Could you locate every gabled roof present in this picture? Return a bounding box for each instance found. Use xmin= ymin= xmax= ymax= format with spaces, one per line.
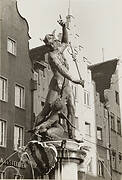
xmin=29 ymin=45 xmax=52 ymax=70
xmin=16 ymin=1 xmax=31 ymax=39
xmin=88 ymin=58 xmax=118 ymax=71
xmin=30 ymin=45 xmax=50 ymax=64
xmin=88 ymin=58 xmax=119 ymax=102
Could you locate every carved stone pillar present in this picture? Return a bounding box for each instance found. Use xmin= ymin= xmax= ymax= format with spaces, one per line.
xmin=46 ymin=140 xmax=86 ymax=180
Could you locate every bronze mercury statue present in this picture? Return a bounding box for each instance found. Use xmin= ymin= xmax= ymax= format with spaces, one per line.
xmin=33 ymin=18 xmax=84 ymax=140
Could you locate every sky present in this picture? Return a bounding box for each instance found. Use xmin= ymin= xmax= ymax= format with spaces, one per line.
xmin=17 ymin=0 xmax=122 ymax=64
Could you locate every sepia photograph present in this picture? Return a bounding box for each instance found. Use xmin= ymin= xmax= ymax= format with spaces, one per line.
xmin=0 ymin=0 xmax=122 ymax=179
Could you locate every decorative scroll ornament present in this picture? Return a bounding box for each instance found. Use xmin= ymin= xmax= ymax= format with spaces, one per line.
xmin=18 ymin=141 xmax=57 ymax=176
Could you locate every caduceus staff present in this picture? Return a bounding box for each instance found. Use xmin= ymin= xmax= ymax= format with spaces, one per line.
xmin=68 ymin=42 xmax=84 ymax=85
xmin=65 ymin=0 xmax=84 ymax=86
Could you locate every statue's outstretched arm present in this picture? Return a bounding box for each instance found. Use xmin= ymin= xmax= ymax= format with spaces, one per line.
xmin=57 ymin=17 xmax=68 ymax=44
xmin=61 ymin=24 xmax=68 ymax=44
xmin=57 ymin=18 xmax=68 ymax=53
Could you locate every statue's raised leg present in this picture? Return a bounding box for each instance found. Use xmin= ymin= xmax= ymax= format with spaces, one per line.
xmin=34 ymin=89 xmax=59 ymax=127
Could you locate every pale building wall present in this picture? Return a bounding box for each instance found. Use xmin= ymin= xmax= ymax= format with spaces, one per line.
xmin=118 ymin=61 xmax=122 ymax=137
xmin=64 ymin=46 xmax=97 ymax=176
xmin=33 ymin=64 xmax=52 ymax=116
xmin=94 ymin=60 xmax=122 ymax=180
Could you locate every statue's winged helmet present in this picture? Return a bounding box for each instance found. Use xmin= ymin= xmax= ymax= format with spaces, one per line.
xmin=43 ymin=29 xmax=57 ymax=45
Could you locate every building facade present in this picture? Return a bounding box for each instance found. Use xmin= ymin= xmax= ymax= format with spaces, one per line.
xmin=30 ymin=45 xmax=53 ymax=117
xmin=68 ymin=53 xmax=97 ymax=178
xmin=89 ymin=59 xmax=122 ymax=180
xmin=0 ymin=0 xmax=33 ymax=178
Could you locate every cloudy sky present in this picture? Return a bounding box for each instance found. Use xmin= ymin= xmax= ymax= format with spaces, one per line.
xmin=17 ymin=0 xmax=122 ymax=63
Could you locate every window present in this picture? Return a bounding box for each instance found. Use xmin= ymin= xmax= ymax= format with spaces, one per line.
xmin=45 ymin=53 xmax=48 ymax=62
xmin=71 ymin=85 xmax=78 ymax=102
xmin=15 ymin=84 xmax=25 ymax=108
xmin=85 ymin=122 xmax=91 ymax=136
xmin=117 ymin=117 xmax=121 ymax=135
xmin=14 ymin=125 xmax=24 ymax=150
xmin=0 ymin=120 xmax=6 ymax=147
xmin=110 ymin=113 xmax=115 ymax=131
xmin=104 ymin=108 xmax=108 ymax=119
xmin=42 ymin=69 xmax=45 ymax=78
xmin=74 ymin=86 xmax=78 ymax=99
xmin=98 ymin=159 xmax=104 ymax=177
xmin=112 ymin=150 xmax=116 ymax=170
xmin=84 ymin=90 xmax=90 ymax=106
xmin=87 ymin=159 xmax=92 ymax=173
xmin=119 ymin=152 xmax=122 ymax=164
xmin=97 ymin=127 xmax=102 ymax=140
xmin=7 ymin=37 xmax=16 ymax=55
xmin=0 ymin=77 xmax=7 ymax=102
xmin=115 ymin=91 xmax=119 ymax=105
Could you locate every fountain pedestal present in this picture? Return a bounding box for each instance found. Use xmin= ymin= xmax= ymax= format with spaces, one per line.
xmin=46 ymin=139 xmax=86 ymax=180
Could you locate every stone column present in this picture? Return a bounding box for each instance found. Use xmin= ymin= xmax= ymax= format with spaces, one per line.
xmin=48 ymin=140 xmax=86 ymax=180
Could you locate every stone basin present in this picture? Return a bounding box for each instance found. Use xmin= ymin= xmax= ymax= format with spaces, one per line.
xmin=45 ymin=139 xmax=81 ymax=150
xmin=45 ymin=139 xmax=87 ymax=163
